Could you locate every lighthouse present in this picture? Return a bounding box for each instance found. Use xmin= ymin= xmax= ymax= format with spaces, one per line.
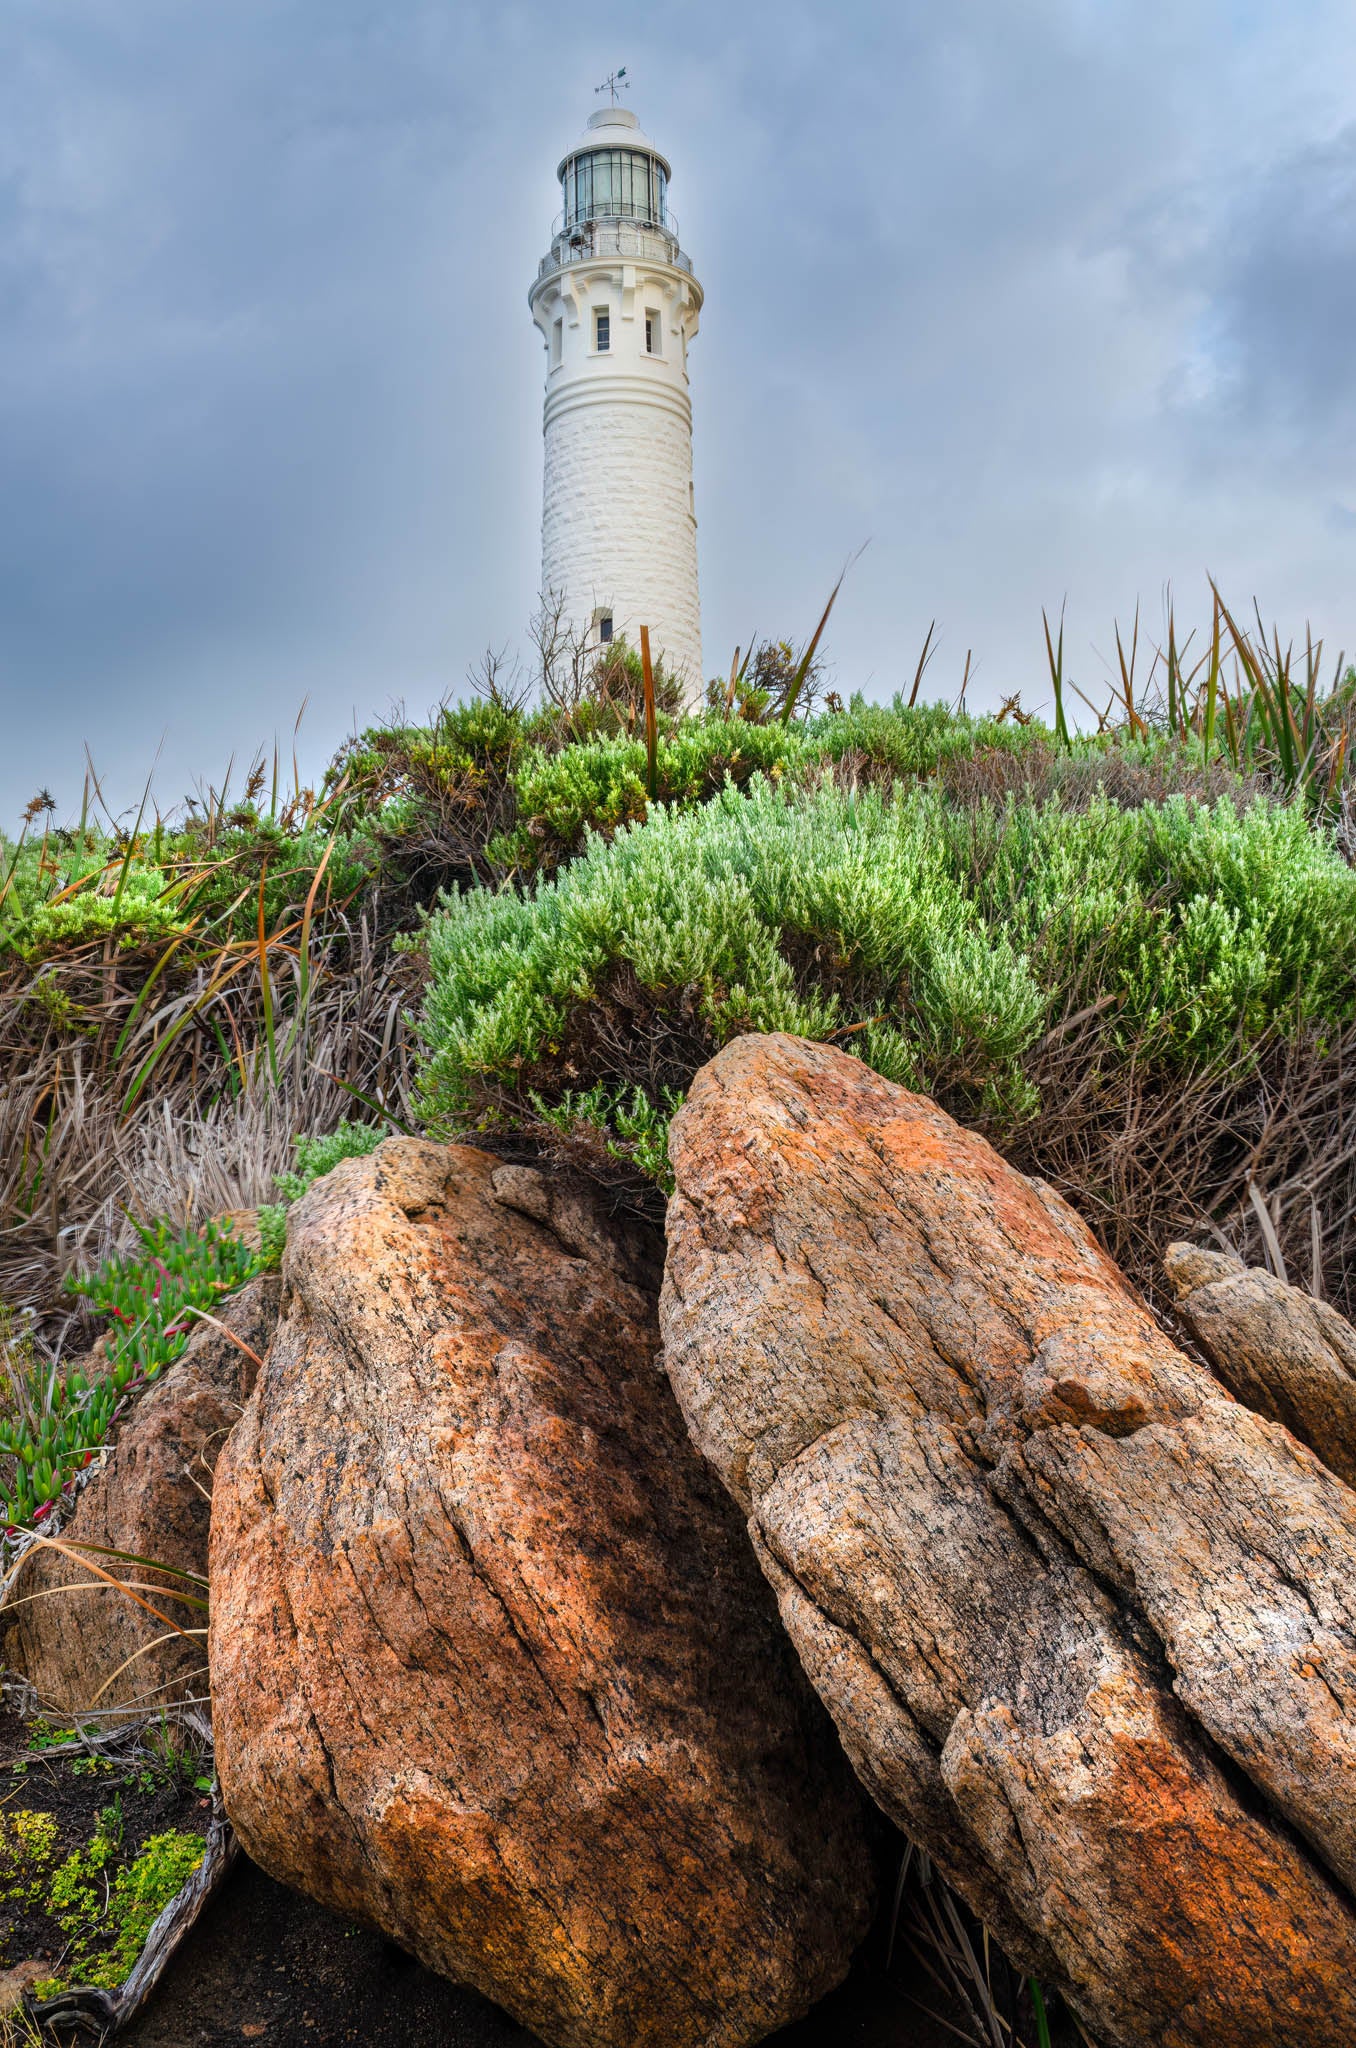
xmin=529 ymin=97 xmax=704 ymax=698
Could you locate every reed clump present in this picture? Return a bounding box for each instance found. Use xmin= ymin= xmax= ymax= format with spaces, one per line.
xmin=3 ymin=587 xmax=1353 ymax=1350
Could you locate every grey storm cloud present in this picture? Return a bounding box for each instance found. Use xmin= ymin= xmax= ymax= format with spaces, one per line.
xmin=1 ymin=0 xmax=1354 ymax=822
xmin=1207 ymin=124 xmax=1356 ymax=431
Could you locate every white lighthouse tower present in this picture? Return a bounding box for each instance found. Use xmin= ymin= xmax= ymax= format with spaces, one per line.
xmin=529 ymin=94 xmax=704 ymax=697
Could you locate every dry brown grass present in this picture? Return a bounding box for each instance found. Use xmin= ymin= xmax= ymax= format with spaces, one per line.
xmin=0 ymin=912 xmax=420 ymax=1341
xmin=1001 ymin=1013 xmax=1356 ymax=1319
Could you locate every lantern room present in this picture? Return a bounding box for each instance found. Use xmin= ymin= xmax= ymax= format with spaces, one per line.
xmin=558 ymin=108 xmax=671 ymax=230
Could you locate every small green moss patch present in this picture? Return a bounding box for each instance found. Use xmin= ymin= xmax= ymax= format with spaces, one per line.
xmin=0 ymin=1698 xmax=210 ymax=1999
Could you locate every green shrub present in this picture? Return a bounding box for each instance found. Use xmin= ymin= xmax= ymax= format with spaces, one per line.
xmin=495 ymin=715 xmax=809 ymax=872
xmin=167 ymin=821 xmax=375 ymax=937
xmin=477 ymin=699 xmax=1250 ymax=879
xmin=531 ymin=1084 xmax=686 ymax=1193
xmin=256 ymin=1203 xmax=288 ymax=1271
xmin=66 ymin=1219 xmax=261 ymax=1386
xmin=418 ymin=779 xmax=1045 ymax=1141
xmin=254 ymin=1120 xmax=390 ymax=1272
xmin=0 ymin=823 xmax=347 ymax=958
xmin=334 ymin=702 xmax=531 ymax=819
xmin=272 ymin=1119 xmax=388 ymax=1203
xmin=418 ymin=778 xmax=1356 ymax=1184
xmin=44 ymin=1824 xmax=205 ymax=1990
xmin=0 ymin=846 xmax=189 ymax=958
xmin=962 ymin=792 xmax=1356 ymax=1054
xmin=0 ymin=1222 xmax=263 ymax=1534
xmin=807 ymin=698 xmax=1044 ymax=778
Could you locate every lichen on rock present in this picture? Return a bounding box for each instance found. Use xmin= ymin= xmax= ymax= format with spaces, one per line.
xmin=661 ymin=1031 xmax=1356 ymax=2048
xmin=210 ymin=1137 xmax=871 ymax=2048
xmin=1166 ymin=1239 xmax=1356 ymax=1486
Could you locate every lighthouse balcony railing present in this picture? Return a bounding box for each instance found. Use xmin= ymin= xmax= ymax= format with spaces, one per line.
xmin=538 ymin=213 xmax=693 ymax=280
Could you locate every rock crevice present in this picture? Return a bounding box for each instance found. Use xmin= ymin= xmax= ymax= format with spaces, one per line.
xmin=661 ymin=1033 xmax=1356 ymax=2048
xmin=210 ymin=1137 xmax=872 ymax=2048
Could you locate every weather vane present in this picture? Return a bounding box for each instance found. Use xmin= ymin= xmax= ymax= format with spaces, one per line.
xmin=595 ymin=68 xmax=629 ymax=106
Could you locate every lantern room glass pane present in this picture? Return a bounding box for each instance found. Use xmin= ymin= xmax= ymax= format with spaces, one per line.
xmin=562 ymin=149 xmax=667 ymax=227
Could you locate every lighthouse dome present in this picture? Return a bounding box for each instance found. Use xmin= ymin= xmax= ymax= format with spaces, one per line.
xmin=558 ymin=106 xmax=671 ymax=231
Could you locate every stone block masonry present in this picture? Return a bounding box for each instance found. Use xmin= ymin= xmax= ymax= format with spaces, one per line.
xmin=542 ymin=383 xmax=701 ymax=691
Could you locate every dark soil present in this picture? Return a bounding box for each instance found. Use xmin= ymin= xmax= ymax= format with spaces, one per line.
xmin=117 ymin=1854 xmax=966 ymax=2048
xmin=0 ymin=1700 xmax=1073 ymax=2048
xmin=0 ymin=1698 xmax=210 ymax=1991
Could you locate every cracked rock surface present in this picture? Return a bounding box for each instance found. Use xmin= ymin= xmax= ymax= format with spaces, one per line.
xmin=1166 ymin=1240 xmax=1356 ymax=1488
xmin=661 ymin=1033 xmax=1356 ymax=2048
xmin=209 ymin=1138 xmax=870 ymax=2048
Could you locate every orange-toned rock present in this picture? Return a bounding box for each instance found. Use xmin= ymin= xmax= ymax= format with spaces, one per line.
xmin=1 ymin=1277 xmax=276 ymax=1715
xmin=209 ymin=1139 xmax=870 ymax=2048
xmin=1166 ymin=1241 xmax=1356 ymax=1485
xmin=211 ymin=1208 xmax=264 ymax=1253
xmin=661 ymin=1033 xmax=1356 ymax=2048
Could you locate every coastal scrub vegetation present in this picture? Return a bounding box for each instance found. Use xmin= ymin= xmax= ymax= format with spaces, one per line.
xmin=418 ymin=771 xmax=1356 ymax=1303
xmin=419 ymin=778 xmax=1352 ymax=1134
xmin=0 ymin=1121 xmax=387 ymax=1534
xmin=1 ymin=590 xmax=1354 ymax=2040
xmin=0 ymin=1221 xmax=258 ymax=1533
xmin=3 ymin=590 xmax=1355 ymax=1365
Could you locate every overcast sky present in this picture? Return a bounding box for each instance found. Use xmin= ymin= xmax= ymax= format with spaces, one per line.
xmin=2 ymin=0 xmax=1354 ymax=826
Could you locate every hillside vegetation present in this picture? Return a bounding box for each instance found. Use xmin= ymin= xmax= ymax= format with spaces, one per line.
xmin=1 ymin=600 xmax=1353 ymax=1534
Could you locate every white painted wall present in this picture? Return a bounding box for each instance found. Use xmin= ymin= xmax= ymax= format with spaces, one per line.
xmin=529 ymin=123 xmax=704 ymax=699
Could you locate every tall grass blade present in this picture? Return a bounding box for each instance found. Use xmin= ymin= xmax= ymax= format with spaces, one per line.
xmin=90 ymin=1628 xmax=208 ymax=1706
xmin=318 ymin=1071 xmax=415 ymax=1134
xmin=908 ymin=621 xmax=938 ymax=709
xmin=292 ymin=697 xmax=310 ymax=810
xmin=119 ymin=946 xmax=260 ymax=1114
xmin=256 ymin=866 xmax=277 ymax=1084
xmin=110 ymin=752 xmax=162 ymax=915
xmin=778 ymin=558 xmax=853 ymax=726
xmin=277 ymin=831 xmax=337 ymax=1074
xmin=723 ymin=642 xmax=753 ymax=713
xmin=1203 ymin=593 xmax=1222 ymax=764
xmin=25 ymin=1538 xmax=208 ymax=1590
xmin=1043 ymin=603 xmax=1071 ymax=751
xmin=1113 ymin=602 xmax=1145 ymax=739
xmin=5 ymin=1535 xmax=202 ymax=1641
xmin=0 ymin=820 xmax=30 ymax=917
xmin=640 ymin=625 xmax=659 ymax=803
xmin=1247 ymin=1177 xmax=1288 ymax=1282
